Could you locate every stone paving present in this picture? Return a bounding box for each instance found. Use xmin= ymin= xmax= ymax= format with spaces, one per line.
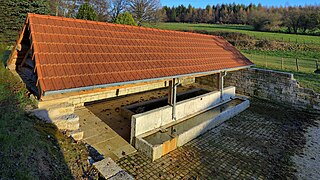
xmin=76 ymin=84 xmax=207 ymax=160
xmin=116 ymin=99 xmax=319 ymax=179
xmin=75 ymin=106 xmax=136 ymax=160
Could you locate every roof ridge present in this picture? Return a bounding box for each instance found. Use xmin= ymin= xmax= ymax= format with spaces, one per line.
xmin=27 ymin=13 xmax=218 ymax=39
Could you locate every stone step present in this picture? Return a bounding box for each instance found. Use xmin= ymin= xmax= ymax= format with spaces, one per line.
xmin=33 ymin=102 xmax=75 ymax=121
xmin=66 ymin=129 xmax=84 ymax=141
xmin=53 ymin=114 xmax=80 ymax=131
xmin=94 ymin=158 xmax=133 ymax=180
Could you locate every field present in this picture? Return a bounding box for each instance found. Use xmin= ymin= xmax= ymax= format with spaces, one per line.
xmin=146 ymin=23 xmax=320 ymax=45
xmin=145 ymin=23 xmax=320 ymax=92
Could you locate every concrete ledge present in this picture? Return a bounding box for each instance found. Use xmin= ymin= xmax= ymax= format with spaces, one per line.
xmin=135 ymin=97 xmax=249 ymax=161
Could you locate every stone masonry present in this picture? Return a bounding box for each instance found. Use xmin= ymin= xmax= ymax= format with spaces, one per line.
xmin=39 ymin=77 xmax=195 ymax=108
xmin=33 ymin=77 xmax=195 ymax=140
xmin=196 ymin=68 xmax=320 ymax=112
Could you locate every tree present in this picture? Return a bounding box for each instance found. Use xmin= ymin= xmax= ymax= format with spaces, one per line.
xmin=48 ymin=0 xmax=80 ymax=18
xmin=282 ymin=7 xmax=301 ymax=33
xmin=204 ymin=5 xmax=213 ymax=23
xmin=248 ymin=5 xmax=269 ymax=30
xmin=76 ymin=3 xmax=97 ymax=20
xmin=114 ymin=12 xmax=137 ymax=25
xmin=0 ymin=0 xmax=51 ymax=44
xmin=298 ymin=7 xmax=320 ymax=33
xmin=109 ymin=0 xmax=128 ymax=21
xmin=91 ymin=0 xmax=110 ymax=21
xmin=128 ymin=0 xmax=161 ymax=25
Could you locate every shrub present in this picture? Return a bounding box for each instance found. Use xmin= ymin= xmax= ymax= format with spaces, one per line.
xmin=114 ymin=12 xmax=137 ymax=26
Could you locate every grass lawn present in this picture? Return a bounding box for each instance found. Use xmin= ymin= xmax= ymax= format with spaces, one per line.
xmin=145 ymin=23 xmax=320 ymax=45
xmin=0 ymin=50 xmax=98 ymax=179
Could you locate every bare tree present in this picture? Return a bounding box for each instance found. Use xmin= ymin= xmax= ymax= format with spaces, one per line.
xmin=90 ymin=0 xmax=110 ymax=21
xmin=128 ymin=0 xmax=161 ymax=25
xmin=48 ymin=0 xmax=83 ymax=17
xmin=109 ymin=0 xmax=129 ymax=21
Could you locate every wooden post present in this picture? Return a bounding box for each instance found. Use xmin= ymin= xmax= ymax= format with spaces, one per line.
xmin=281 ymin=57 xmax=283 ymax=70
xmin=168 ymin=80 xmax=174 ymax=105
xmin=218 ymin=72 xmax=225 ymax=101
xmin=296 ymin=58 xmax=299 ymax=71
xmin=168 ymin=79 xmax=178 ymax=120
xmin=265 ymin=55 xmax=267 ymax=68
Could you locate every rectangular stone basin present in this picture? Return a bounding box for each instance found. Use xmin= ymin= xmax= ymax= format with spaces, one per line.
xmin=130 ymin=87 xmax=236 ymax=144
xmin=135 ymin=97 xmax=249 ymax=161
xmin=120 ymin=88 xmax=210 ymax=120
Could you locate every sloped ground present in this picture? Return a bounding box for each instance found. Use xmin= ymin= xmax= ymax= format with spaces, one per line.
xmin=0 ymin=55 xmax=98 ymax=179
xmin=116 ymin=98 xmax=319 ymax=179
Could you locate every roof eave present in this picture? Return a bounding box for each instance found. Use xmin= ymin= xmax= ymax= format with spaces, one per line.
xmin=42 ymin=64 xmax=255 ymax=97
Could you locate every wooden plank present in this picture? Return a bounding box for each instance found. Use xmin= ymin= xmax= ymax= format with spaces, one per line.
xmin=7 ymin=24 xmax=27 ymax=66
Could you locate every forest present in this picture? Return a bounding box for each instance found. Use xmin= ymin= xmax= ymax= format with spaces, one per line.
xmin=163 ymin=4 xmax=320 ymax=34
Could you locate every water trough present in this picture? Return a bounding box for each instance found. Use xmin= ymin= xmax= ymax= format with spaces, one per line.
xmin=121 ymin=86 xmax=249 ymax=161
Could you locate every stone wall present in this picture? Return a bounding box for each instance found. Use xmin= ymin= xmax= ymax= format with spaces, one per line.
xmin=39 ymin=77 xmax=195 ymax=108
xmin=196 ymin=68 xmax=320 ymax=112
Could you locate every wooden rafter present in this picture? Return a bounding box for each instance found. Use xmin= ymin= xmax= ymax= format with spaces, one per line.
xmin=19 ymin=47 xmax=32 ymax=67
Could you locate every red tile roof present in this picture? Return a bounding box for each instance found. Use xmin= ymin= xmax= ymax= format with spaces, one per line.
xmin=17 ymin=13 xmax=253 ymax=95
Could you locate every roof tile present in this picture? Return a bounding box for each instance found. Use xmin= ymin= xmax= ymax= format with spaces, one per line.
xmin=26 ymin=13 xmax=253 ymax=94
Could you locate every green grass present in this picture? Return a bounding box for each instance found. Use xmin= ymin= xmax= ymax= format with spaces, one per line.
xmin=243 ymin=53 xmax=318 ymax=73
xmin=145 ymin=23 xmax=320 ymax=45
xmin=0 ymin=50 xmax=97 ymax=179
xmin=241 ymin=49 xmax=320 ymax=60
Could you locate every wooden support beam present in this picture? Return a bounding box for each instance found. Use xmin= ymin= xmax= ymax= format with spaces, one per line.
xmin=167 ymin=80 xmax=174 ymax=105
xmin=219 ymin=71 xmax=227 ymax=101
xmin=168 ymin=78 xmax=179 ymax=120
xmin=20 ymin=48 xmax=31 ymax=67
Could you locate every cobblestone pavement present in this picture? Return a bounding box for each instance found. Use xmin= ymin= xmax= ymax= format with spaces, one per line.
xmin=116 ymin=99 xmax=319 ymax=179
xmin=293 ymin=119 xmax=320 ymax=179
